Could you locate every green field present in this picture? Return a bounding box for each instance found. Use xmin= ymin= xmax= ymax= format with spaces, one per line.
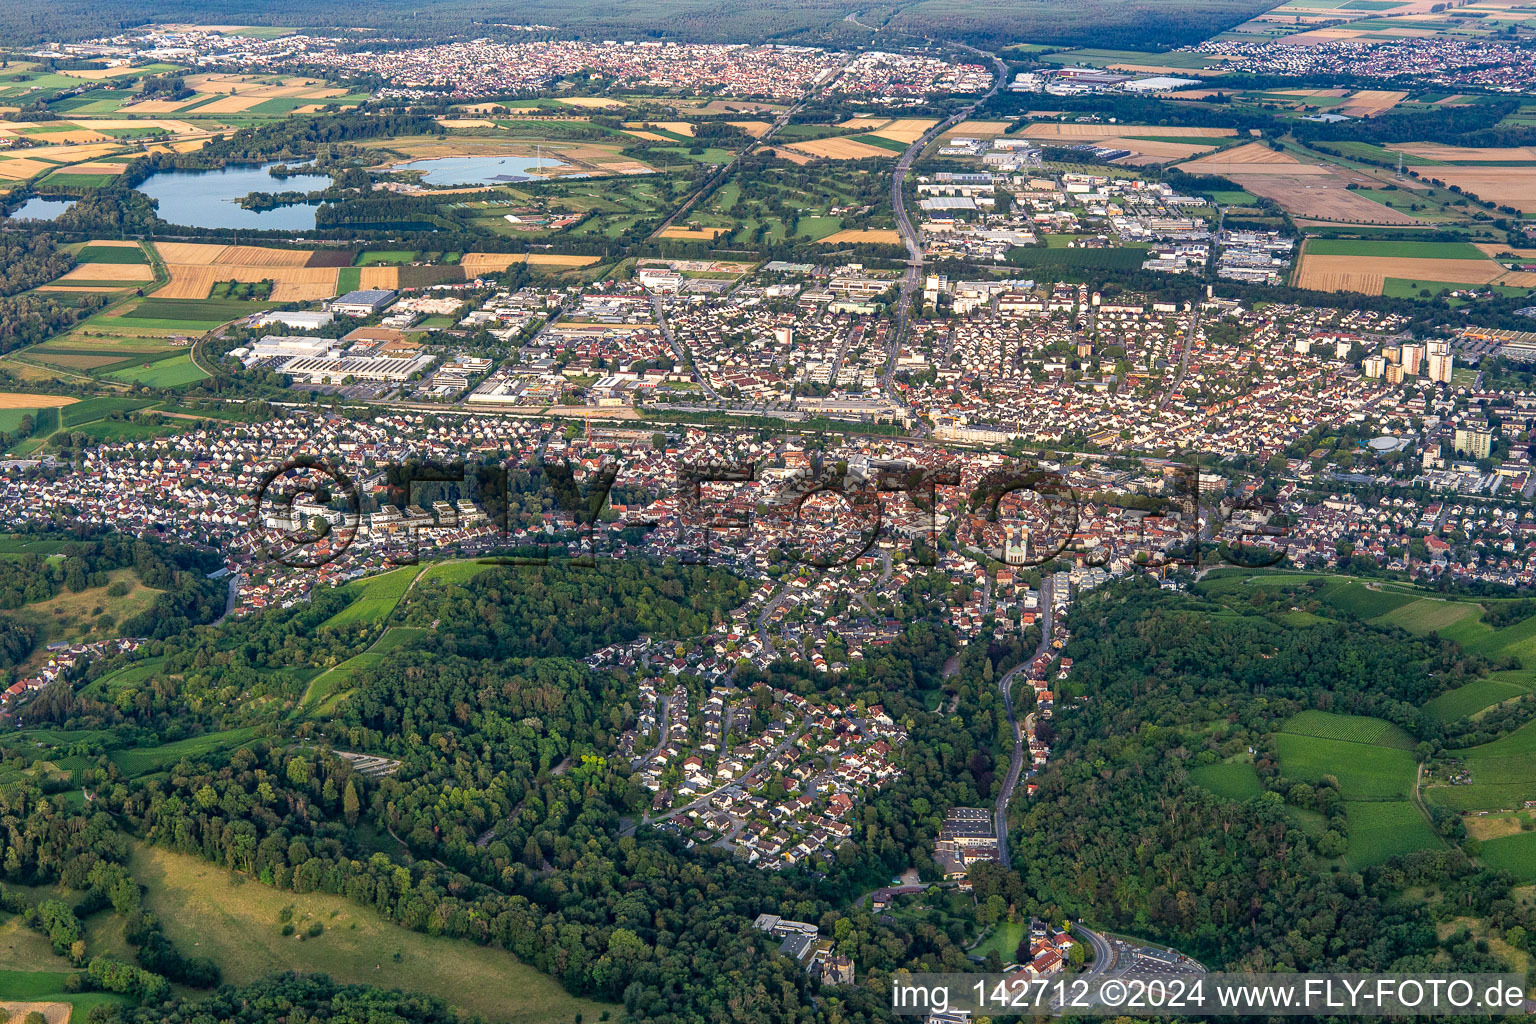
xmin=1479 ymin=831 xmax=1536 ymax=882
xmin=973 ymin=919 xmax=1027 ymax=963
xmin=75 ymin=244 xmax=148 ymax=264
xmin=320 ymin=565 xmax=422 ymax=628
xmin=123 ymin=298 xmax=269 ymax=327
xmin=1303 ymin=239 xmax=1487 ymax=260
xmin=354 ymin=250 xmax=417 ymax=265
xmin=103 ymin=352 xmax=209 ymax=387
xmin=301 ymin=626 xmax=427 ymax=712
xmin=130 ymin=843 xmax=614 ymax=1024
xmin=1428 ymin=718 xmax=1536 ymax=812
xmin=1284 ymin=709 xmax=1409 ymax=745
xmin=1271 ymin=712 xmax=1413 ymax=798
xmin=1342 ymin=801 xmax=1439 ymax=868
xmin=108 ymin=727 xmax=262 ymax=778
xmin=1425 ymin=672 xmax=1536 ymax=723
xmin=1190 ymin=760 xmax=1264 ymax=801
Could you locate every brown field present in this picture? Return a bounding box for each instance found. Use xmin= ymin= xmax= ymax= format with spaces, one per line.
xmin=1022 ymin=123 xmax=1234 ymax=140
xmin=436 ymin=117 xmax=500 ymax=129
xmin=215 ymin=245 xmax=314 ymax=267
xmin=1476 ymin=243 xmax=1536 ymax=259
xmin=656 ymin=226 xmax=727 ymax=240
xmin=838 ymin=116 xmax=890 ymax=130
xmin=358 ymin=267 xmax=400 ymax=290
xmin=1110 ymin=140 xmax=1218 ymax=164
xmin=621 ymin=130 xmax=668 ymax=142
xmin=767 ymin=147 xmax=812 ymax=165
xmin=728 ymin=120 xmax=772 ymax=138
xmin=194 ymin=94 xmax=268 ymax=114
xmin=1 ymin=1002 xmax=70 ymax=1024
xmin=1337 ymin=90 xmax=1408 ymax=117
xmin=151 ymin=242 xmax=229 ymax=264
xmin=555 ymin=97 xmax=621 ymax=108
xmin=0 ymin=128 xmax=111 ymax=145
xmin=628 ymin=120 xmax=695 ymax=136
xmin=80 ymin=240 xmax=141 ymax=248
xmin=938 ymin=120 xmax=1014 ymax=139
xmin=1234 ymin=170 xmax=1419 ymax=223
xmin=1428 ymin=167 xmax=1536 ymax=211
xmin=1278 ymin=26 xmax=1369 ymax=44
xmin=152 ymin=244 xmax=341 ymax=301
xmin=0 ymin=158 xmax=60 ymax=180
xmin=868 ymin=118 xmax=938 ymax=144
xmin=818 ymin=228 xmax=902 ymax=244
xmin=460 ymin=252 xmax=600 ymax=274
xmin=1295 ymin=249 xmax=1514 ymax=294
xmin=60 ymin=263 xmax=154 ymax=282
xmin=785 ymin=136 xmax=895 ymax=160
xmin=1393 ymin=143 xmax=1536 ymax=161
xmin=61 ymin=161 xmax=127 ymax=174
xmin=60 ymin=65 xmax=142 ymax=80
xmin=0 ymin=393 xmax=77 ymax=410
xmin=1178 ymin=142 xmax=1310 ymax=172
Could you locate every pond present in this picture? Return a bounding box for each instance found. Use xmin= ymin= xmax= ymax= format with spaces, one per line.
xmin=6 ymin=197 xmax=75 ymax=221
xmin=135 ymin=162 xmax=331 ymax=231
xmin=394 ymin=155 xmax=571 ymax=186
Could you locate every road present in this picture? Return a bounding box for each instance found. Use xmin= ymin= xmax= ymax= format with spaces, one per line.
xmin=646 ymin=713 xmax=809 ymax=825
xmin=994 ymin=575 xmax=1052 ymax=868
xmin=652 ymin=294 xmax=721 ymax=401
xmin=649 ymin=54 xmax=853 ymax=240
xmin=883 ymin=43 xmax=1007 ymax=398
xmin=1159 ymin=306 xmax=1203 ymax=411
xmin=1074 ymin=923 xmax=1118 ymax=978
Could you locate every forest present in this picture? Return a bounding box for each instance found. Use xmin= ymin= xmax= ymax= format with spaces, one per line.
xmin=3 ymin=542 xmax=1534 ymax=1024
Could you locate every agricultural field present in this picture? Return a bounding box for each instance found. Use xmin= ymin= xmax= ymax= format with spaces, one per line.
xmin=108 ymin=726 xmax=262 ymax=778
xmin=1275 ymin=710 xmax=1438 ymax=867
xmin=1190 ymin=759 xmax=1264 ymax=800
xmin=1293 ymin=237 xmax=1535 ymax=295
xmin=129 ymin=844 xmax=616 ymax=1024
xmin=319 ymin=565 xmax=423 ymax=628
xmin=1479 ymin=831 xmax=1536 ymax=882
xmin=1425 ymin=672 xmax=1536 ymax=723
xmin=1428 ymin=718 xmax=1536 ymax=812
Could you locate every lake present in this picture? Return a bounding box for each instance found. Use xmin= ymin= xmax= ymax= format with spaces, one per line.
xmin=6 ymin=197 xmax=75 ymax=221
xmin=395 ymin=155 xmax=570 ymax=186
xmin=135 ymin=162 xmax=331 ymax=231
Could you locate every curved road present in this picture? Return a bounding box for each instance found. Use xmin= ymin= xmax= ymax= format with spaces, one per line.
xmin=994 ymin=576 xmax=1051 ymax=868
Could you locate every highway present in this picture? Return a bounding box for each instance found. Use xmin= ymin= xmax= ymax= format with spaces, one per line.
xmin=994 ymin=575 xmax=1051 ymax=868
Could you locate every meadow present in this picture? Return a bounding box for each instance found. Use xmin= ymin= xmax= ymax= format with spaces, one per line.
xmin=129 ymin=844 xmax=615 ymax=1024
xmin=319 ymin=565 xmax=423 ymax=628
xmin=1189 ymin=760 xmax=1264 ymax=801
xmin=1274 ymin=710 xmax=1440 ymax=867
xmin=108 ymin=726 xmax=262 ymax=778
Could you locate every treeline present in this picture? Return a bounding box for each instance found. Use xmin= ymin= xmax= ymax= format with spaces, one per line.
xmin=1003 ymin=576 xmax=1536 ymax=973
xmin=0 ymin=234 xmax=74 ymax=296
